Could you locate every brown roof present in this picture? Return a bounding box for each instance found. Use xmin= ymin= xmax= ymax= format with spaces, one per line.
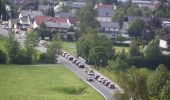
xmin=34 ymin=16 xmax=68 ymax=26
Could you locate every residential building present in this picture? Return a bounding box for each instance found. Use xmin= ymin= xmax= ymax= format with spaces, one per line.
xmin=19 ymin=10 xmax=43 ymax=28
xmin=99 ymin=21 xmax=120 ymax=39
xmin=160 ymin=34 xmax=170 ymax=51
xmin=95 ymin=3 xmax=116 ymax=22
xmin=33 ymin=16 xmax=76 ymax=41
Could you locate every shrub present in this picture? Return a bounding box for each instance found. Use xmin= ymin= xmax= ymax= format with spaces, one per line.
xmin=0 ymin=49 xmax=7 ymax=64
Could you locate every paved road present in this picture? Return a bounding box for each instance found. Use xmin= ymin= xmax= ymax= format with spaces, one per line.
xmin=58 ymin=56 xmax=117 ymax=100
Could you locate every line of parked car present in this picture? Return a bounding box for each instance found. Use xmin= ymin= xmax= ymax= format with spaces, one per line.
xmin=61 ymin=51 xmax=116 ymax=89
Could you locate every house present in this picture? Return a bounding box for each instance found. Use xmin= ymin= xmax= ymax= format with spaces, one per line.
xmin=55 ymin=1 xmax=86 ymax=14
xmin=95 ymin=3 xmax=116 ymax=22
xmin=33 ymin=16 xmax=76 ymax=41
xmin=162 ymin=21 xmax=170 ymax=27
xmin=159 ymin=33 xmax=170 ymax=54
xmin=19 ymin=10 xmax=43 ymax=28
xmin=99 ymin=21 xmax=120 ymax=39
xmin=55 ymin=12 xmax=75 ymax=18
xmin=160 ymin=34 xmax=170 ymax=50
xmin=7 ymin=0 xmax=34 ymax=7
xmin=118 ymin=0 xmax=159 ymax=10
xmin=8 ymin=19 xmax=20 ymax=29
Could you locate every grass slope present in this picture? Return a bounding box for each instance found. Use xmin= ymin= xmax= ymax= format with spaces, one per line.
xmin=62 ymin=42 xmax=77 ymax=56
xmin=0 ymin=65 xmax=104 ymax=100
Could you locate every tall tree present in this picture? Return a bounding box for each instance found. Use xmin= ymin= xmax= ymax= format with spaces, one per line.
xmin=129 ymin=39 xmax=141 ymax=57
xmin=5 ymin=31 xmax=20 ymax=63
xmin=117 ymin=67 xmax=149 ymax=100
xmin=127 ymin=19 xmax=145 ymax=37
xmin=147 ymin=64 xmax=170 ymax=100
xmin=25 ymin=30 xmax=38 ymax=63
xmin=144 ymin=39 xmax=160 ymax=59
xmin=76 ymin=4 xmax=99 ymax=33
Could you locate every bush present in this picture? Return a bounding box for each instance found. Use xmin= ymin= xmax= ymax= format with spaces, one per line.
xmin=0 ymin=49 xmax=7 ymax=64
xmin=14 ymin=50 xmax=32 ymax=64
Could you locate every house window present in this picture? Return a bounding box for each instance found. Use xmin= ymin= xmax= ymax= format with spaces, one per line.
xmin=106 ymin=12 xmax=109 ymax=16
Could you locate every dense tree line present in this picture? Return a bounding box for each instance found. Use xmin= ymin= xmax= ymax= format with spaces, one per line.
xmin=76 ymin=28 xmax=114 ymax=67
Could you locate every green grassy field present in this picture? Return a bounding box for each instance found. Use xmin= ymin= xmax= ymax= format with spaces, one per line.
xmin=61 ymin=41 xmax=77 ymax=56
xmin=0 ymin=65 xmax=104 ymax=100
xmin=113 ymin=46 xmax=129 ymax=53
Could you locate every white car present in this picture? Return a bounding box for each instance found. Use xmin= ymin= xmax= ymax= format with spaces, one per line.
xmin=87 ymin=75 xmax=94 ymax=81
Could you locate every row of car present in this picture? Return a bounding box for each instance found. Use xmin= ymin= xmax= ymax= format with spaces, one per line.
xmin=61 ymin=52 xmax=85 ymax=68
xmin=84 ymin=68 xmax=116 ymax=89
xmin=61 ymin=52 xmax=115 ymax=89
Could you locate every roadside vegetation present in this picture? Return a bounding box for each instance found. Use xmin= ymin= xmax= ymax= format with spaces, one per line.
xmin=0 ymin=65 xmax=104 ymax=100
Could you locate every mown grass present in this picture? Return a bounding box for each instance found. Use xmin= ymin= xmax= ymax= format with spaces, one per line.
xmin=0 ymin=65 xmax=104 ymax=100
xmin=61 ymin=41 xmax=77 ymax=56
xmin=113 ymin=46 xmax=129 ymax=53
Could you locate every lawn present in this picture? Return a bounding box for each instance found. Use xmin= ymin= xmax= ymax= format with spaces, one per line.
xmin=61 ymin=41 xmax=77 ymax=56
xmin=0 ymin=65 xmax=104 ymax=100
xmin=113 ymin=46 xmax=129 ymax=53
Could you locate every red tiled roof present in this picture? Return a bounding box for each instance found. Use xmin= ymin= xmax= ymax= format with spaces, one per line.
xmin=34 ymin=16 xmax=67 ymax=26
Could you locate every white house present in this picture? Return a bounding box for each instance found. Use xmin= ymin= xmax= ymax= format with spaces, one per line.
xmin=159 ymin=34 xmax=170 ymax=51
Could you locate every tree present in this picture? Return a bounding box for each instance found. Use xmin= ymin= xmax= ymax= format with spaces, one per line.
xmin=161 ymin=81 xmax=170 ymax=100
xmin=112 ymin=57 xmax=129 ymax=72
xmin=129 ymin=39 xmax=141 ymax=57
xmin=0 ymin=49 xmax=7 ymax=64
xmin=127 ymin=19 xmax=145 ymax=37
xmin=147 ymin=64 xmax=170 ymax=100
xmin=45 ymin=39 xmax=61 ymax=63
xmin=0 ymin=0 xmax=6 ymax=19
xmin=117 ymin=67 xmax=149 ymax=100
xmin=76 ymin=28 xmax=114 ymax=67
xmin=46 ymin=5 xmax=55 ymax=17
xmin=113 ymin=8 xmax=125 ymax=27
xmin=76 ymin=4 xmax=99 ymax=33
xmin=25 ymin=30 xmax=38 ymax=63
xmin=144 ymin=39 xmax=160 ymax=59
xmin=5 ymin=31 xmax=20 ymax=63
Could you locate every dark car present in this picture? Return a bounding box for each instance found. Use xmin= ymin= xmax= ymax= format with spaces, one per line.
xmin=94 ymin=74 xmax=100 ymax=80
xmin=105 ymin=81 xmax=111 ymax=86
xmin=103 ymin=79 xmax=107 ymax=84
xmin=78 ymin=63 xmax=85 ymax=68
xmin=68 ymin=56 xmax=73 ymax=60
xmin=109 ymin=83 xmax=115 ymax=89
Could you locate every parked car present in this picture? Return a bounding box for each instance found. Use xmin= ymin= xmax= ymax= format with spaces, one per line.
xmin=94 ymin=74 xmax=100 ymax=80
xmin=62 ymin=52 xmax=67 ymax=57
xmin=72 ymin=59 xmax=78 ymax=63
xmin=87 ymin=69 xmax=94 ymax=75
xmin=105 ymin=81 xmax=111 ymax=86
xmin=75 ymin=61 xmax=81 ymax=65
xmin=87 ymin=75 xmax=94 ymax=81
xmin=108 ymin=83 xmax=115 ymax=89
xmin=68 ymin=56 xmax=73 ymax=60
xmin=78 ymin=63 xmax=85 ymax=68
xmin=102 ymin=79 xmax=107 ymax=84
xmin=98 ymin=77 xmax=104 ymax=82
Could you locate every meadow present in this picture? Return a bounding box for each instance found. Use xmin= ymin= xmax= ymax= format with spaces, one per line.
xmin=0 ymin=65 xmax=104 ymax=100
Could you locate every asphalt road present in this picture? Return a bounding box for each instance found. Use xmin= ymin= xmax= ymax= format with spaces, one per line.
xmin=58 ymin=56 xmax=117 ymax=100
